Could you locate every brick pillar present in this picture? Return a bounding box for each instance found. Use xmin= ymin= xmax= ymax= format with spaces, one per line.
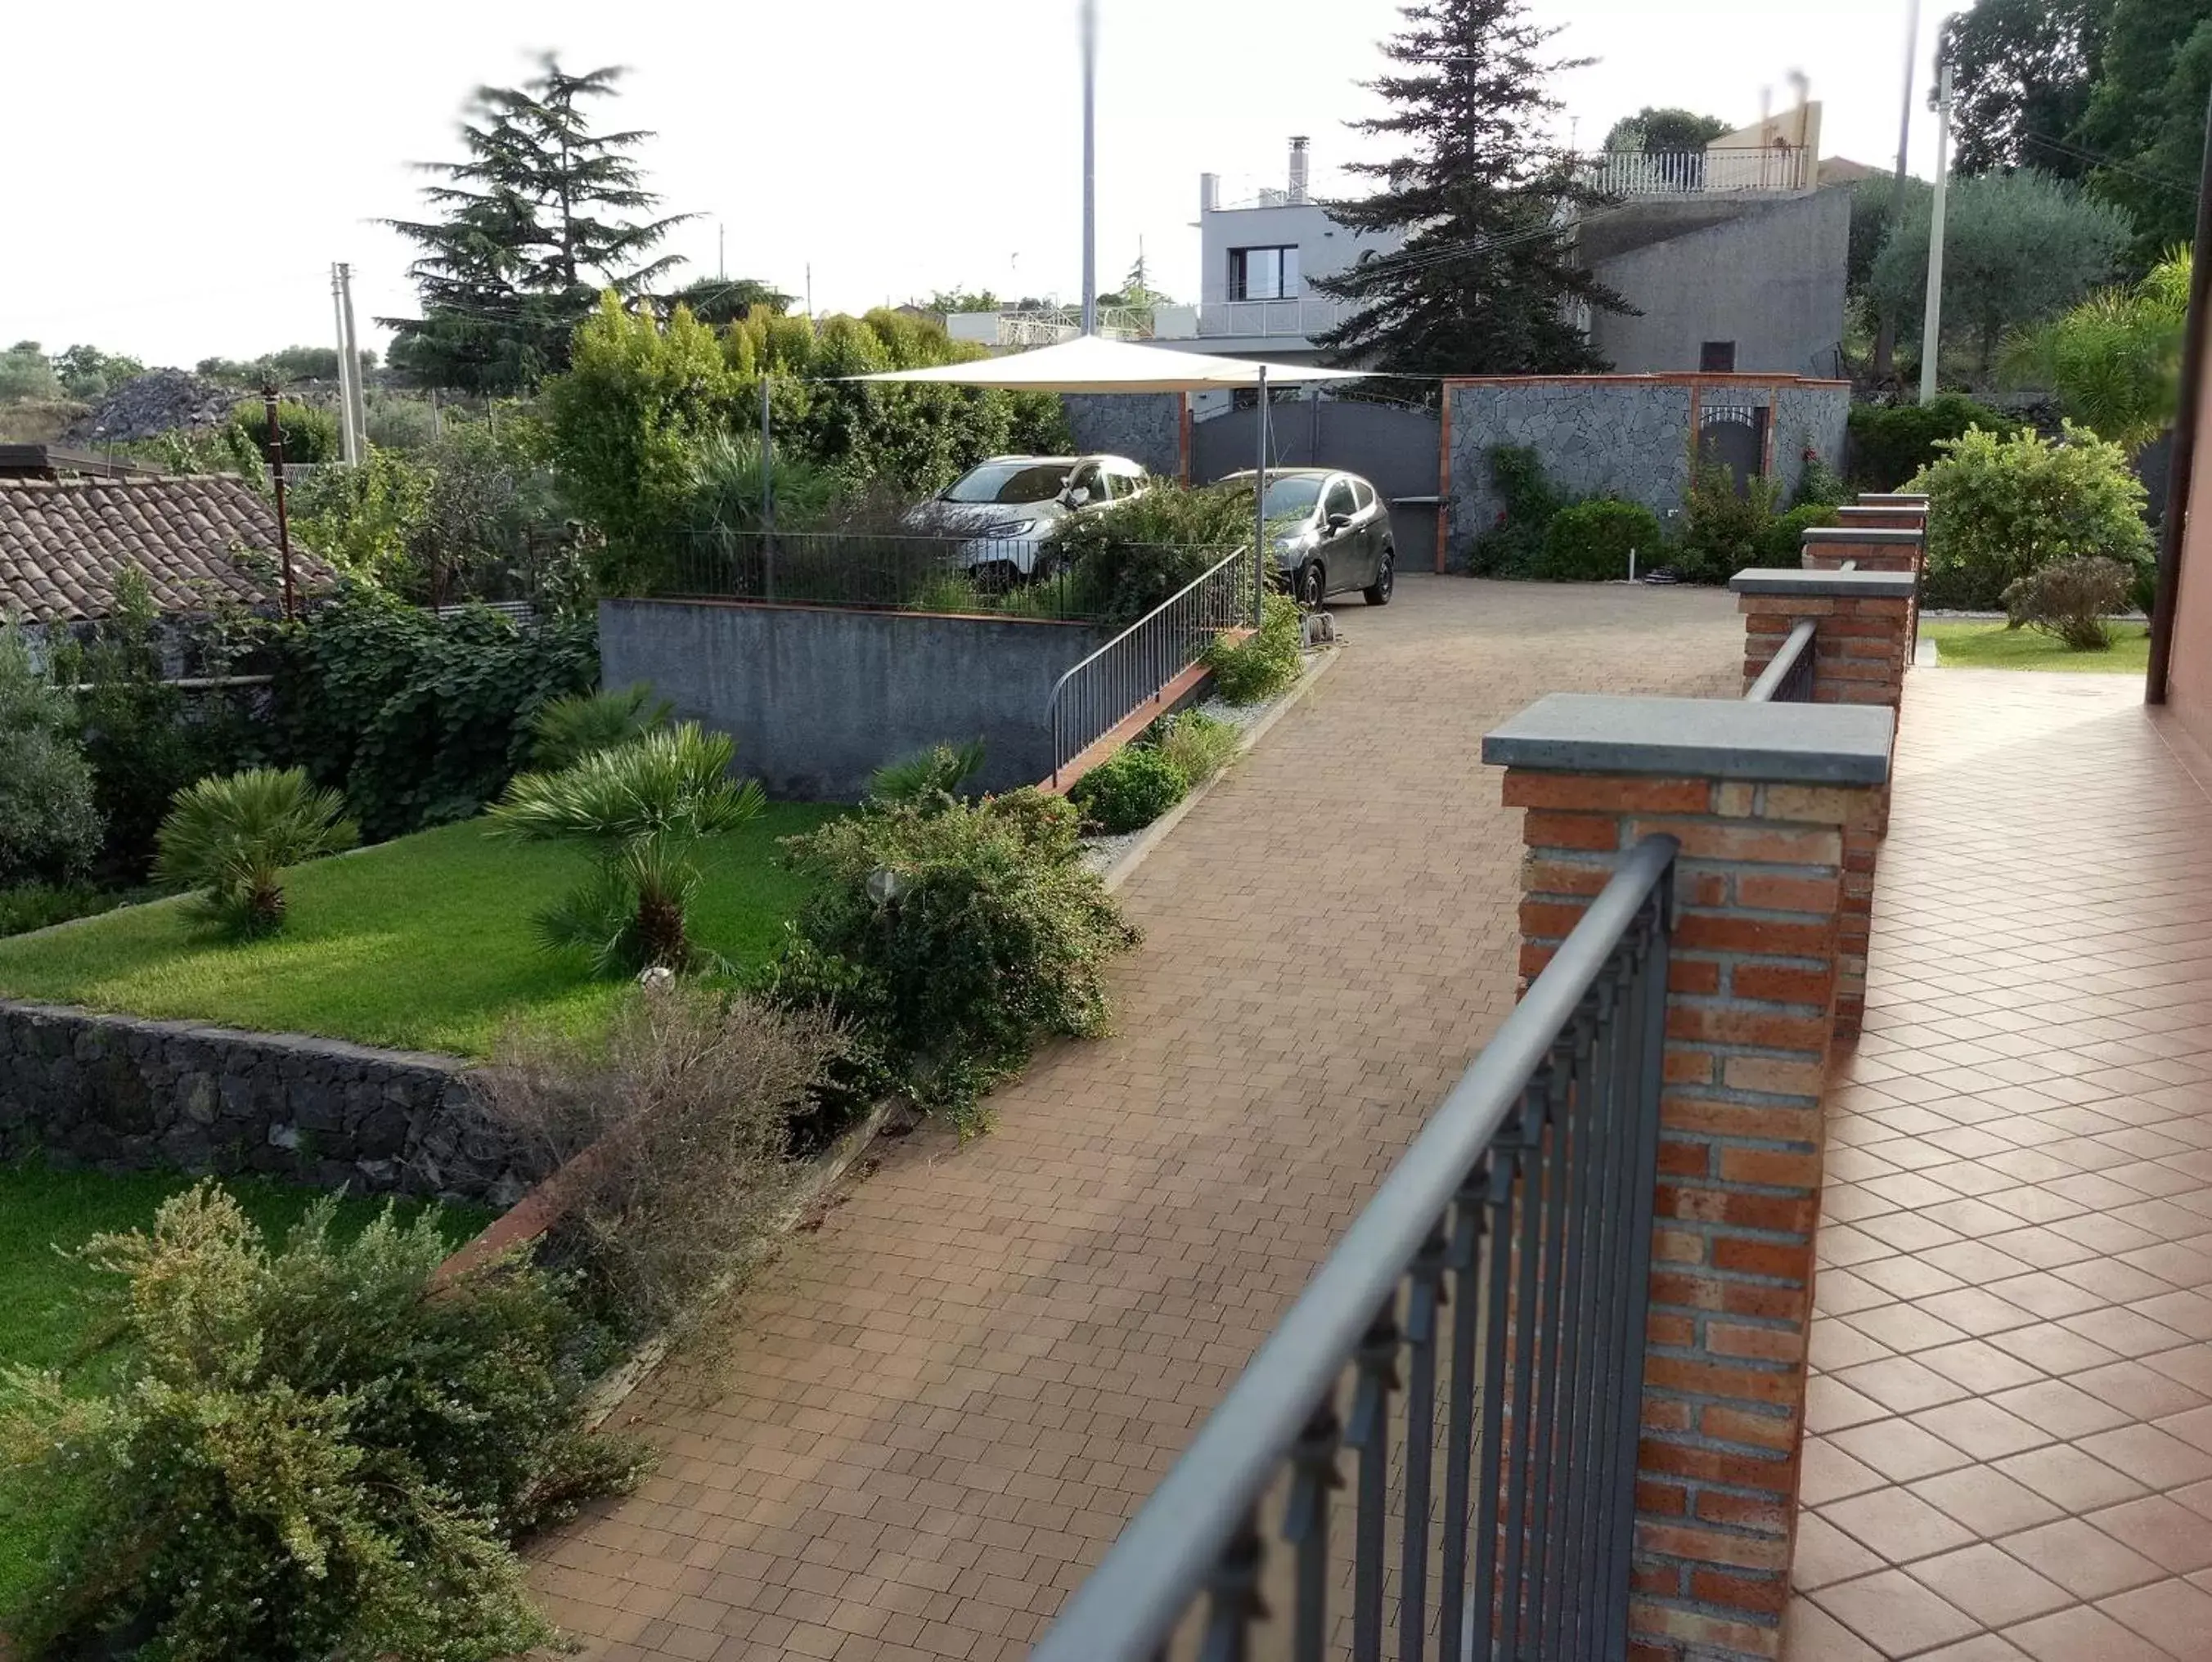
xmin=1484 ymin=694 xmax=1895 ymax=1662
xmin=1835 ymin=504 xmax=1927 ymax=535
xmin=1800 ymin=525 xmax=1922 ymax=577
xmin=1730 ymin=570 xmax=1915 ymax=1036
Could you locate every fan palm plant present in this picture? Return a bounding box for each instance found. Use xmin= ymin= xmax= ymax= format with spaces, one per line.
xmin=154 ymin=768 xmax=360 ymax=937
xmin=2001 ymin=249 xmax=2192 ymax=451
xmin=486 ymin=723 xmax=762 ymax=975
xmin=526 ymin=683 xmax=674 ymax=771
xmin=865 ymin=740 xmax=986 ymax=812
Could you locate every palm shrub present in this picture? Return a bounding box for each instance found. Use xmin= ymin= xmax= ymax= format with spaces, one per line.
xmin=154 ymin=767 xmax=359 ymax=937
xmin=1909 ymin=423 xmax=2152 ymax=609
xmin=527 ymin=682 xmax=673 ymax=770
xmin=2001 ymin=250 xmax=2191 ymax=451
xmin=486 ymin=723 xmax=763 ymax=975
xmin=0 ymin=1184 xmax=645 ymax=1662
xmin=0 ymin=622 xmax=103 ymax=887
xmin=868 ymin=739 xmax=985 ymax=811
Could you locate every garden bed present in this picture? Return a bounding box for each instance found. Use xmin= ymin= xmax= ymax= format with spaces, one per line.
xmin=0 ymin=805 xmax=838 ymax=1058
xmin=0 ymin=1161 xmax=490 ymax=1623
xmin=1926 ymin=620 xmax=2151 ymax=674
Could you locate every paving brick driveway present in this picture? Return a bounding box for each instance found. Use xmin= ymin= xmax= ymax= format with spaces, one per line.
xmin=533 ymin=576 xmax=1742 ymax=1662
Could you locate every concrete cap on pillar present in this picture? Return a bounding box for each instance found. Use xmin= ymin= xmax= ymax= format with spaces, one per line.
xmin=1481 ymin=694 xmax=1894 ymax=785
xmin=1730 ymin=568 xmax=1918 ymax=599
xmin=1801 ymin=526 xmax=1924 ymax=546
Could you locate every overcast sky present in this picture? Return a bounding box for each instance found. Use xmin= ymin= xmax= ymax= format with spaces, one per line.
xmin=2 ymin=0 xmax=1946 ymax=370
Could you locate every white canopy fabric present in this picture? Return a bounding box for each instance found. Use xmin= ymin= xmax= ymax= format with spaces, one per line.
xmin=843 ymin=333 xmax=1373 ymax=393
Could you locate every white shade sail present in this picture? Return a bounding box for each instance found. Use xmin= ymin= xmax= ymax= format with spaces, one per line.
xmin=843 ymin=333 xmax=1374 ymax=393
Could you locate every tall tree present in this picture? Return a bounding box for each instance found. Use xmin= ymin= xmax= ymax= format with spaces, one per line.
xmin=1939 ymin=0 xmax=2115 ymax=177
xmin=2075 ymin=0 xmax=2212 ymax=263
xmin=1312 ymin=0 xmax=1627 ymax=375
xmin=383 ymin=56 xmax=695 ymax=394
xmin=1601 ymin=107 xmax=1730 ymax=155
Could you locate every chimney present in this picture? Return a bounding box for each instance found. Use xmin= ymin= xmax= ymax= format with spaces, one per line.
xmin=1200 ymin=171 xmax=1221 ymax=214
xmin=1288 ymin=136 xmax=1311 ymax=204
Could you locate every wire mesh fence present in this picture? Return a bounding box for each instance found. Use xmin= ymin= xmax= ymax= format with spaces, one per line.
xmin=647 ymin=530 xmax=1100 ymax=621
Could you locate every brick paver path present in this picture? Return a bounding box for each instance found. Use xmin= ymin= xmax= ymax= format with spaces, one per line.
xmin=533 ymin=577 xmax=1741 ymax=1662
xmin=1788 ymin=671 xmax=2212 ymax=1662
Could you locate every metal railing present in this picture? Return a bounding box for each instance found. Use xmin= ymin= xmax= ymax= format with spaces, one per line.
xmin=1033 ymin=834 xmax=1679 ymax=1660
xmin=1585 ymin=145 xmax=1811 ymax=197
xmin=1046 ymin=548 xmax=1247 ymax=784
xmin=1191 ymin=296 xmax=1360 ymax=340
xmin=1747 ymin=618 xmax=1818 ymax=703
xmin=649 ymin=529 xmax=1097 ymax=621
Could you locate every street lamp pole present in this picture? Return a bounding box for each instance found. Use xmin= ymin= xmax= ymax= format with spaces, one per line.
xmin=1080 ymin=0 xmax=1098 ymax=336
xmin=1919 ymin=61 xmax=1956 ymax=405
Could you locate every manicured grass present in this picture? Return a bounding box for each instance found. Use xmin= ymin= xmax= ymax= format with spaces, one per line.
xmin=0 ymin=805 xmax=842 ymax=1058
xmin=1927 ymin=620 xmax=2152 ymax=674
xmin=0 ymin=1163 xmax=491 ymax=1622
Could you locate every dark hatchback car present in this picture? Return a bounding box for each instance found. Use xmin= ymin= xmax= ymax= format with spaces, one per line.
xmin=1221 ymin=467 xmax=1396 ymax=608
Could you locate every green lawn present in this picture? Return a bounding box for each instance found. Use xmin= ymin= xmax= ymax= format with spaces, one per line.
xmin=0 ymin=805 xmax=841 ymax=1057
xmin=1927 ymin=620 xmax=2152 ymax=674
xmin=0 ymin=1163 xmax=491 ymax=1623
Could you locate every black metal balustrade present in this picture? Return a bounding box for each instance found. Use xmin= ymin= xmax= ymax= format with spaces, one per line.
xmin=1746 ymin=618 xmax=1818 ymax=704
xmin=1032 ymin=834 xmax=1680 ymax=1662
xmin=650 ymin=530 xmax=1095 ymax=619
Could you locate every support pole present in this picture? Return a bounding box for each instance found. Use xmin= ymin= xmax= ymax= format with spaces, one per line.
xmin=338 ymin=263 xmax=368 ymax=454
xmin=330 ymin=266 xmax=359 ymax=465
xmin=761 ymin=370 xmax=776 ymax=602
xmin=263 ymin=384 xmax=297 ymax=621
xmin=1080 ymin=0 xmax=1098 ymax=336
xmin=1253 ymin=365 xmax=1269 ymax=627
xmin=1873 ymin=0 xmax=1921 ymax=383
xmin=1918 ymin=64 xmax=1954 ymax=406
xmin=2147 ymin=82 xmax=2212 ymax=704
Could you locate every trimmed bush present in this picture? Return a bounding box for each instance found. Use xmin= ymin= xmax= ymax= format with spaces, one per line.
xmin=1763 ymin=502 xmax=1842 ymax=564
xmin=1538 ymin=500 xmax=1665 ymax=582
xmin=1911 ymin=422 xmax=2151 ymax=609
xmin=2001 ymin=556 xmax=2134 ymax=650
xmin=1070 ymin=745 xmax=1188 ymax=833
xmin=0 ymin=1184 xmax=646 ymax=1662
xmin=1847 ymin=395 xmax=2023 ymax=492
xmin=1205 ymin=592 xmax=1304 ymax=704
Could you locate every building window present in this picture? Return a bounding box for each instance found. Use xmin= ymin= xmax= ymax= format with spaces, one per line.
xmin=1229 ymin=245 xmax=1301 ymax=301
xmin=1700 ymin=340 xmax=1738 ymax=373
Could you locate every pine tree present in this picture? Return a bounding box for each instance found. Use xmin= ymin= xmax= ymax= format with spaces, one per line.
xmin=384 ymin=56 xmax=695 ymax=393
xmin=1311 ymin=0 xmax=1628 ymax=375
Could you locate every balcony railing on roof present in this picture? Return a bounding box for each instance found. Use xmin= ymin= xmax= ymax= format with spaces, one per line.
xmin=1185 ymin=295 xmax=1360 ymax=341
xmin=1586 ymin=144 xmax=1812 ymax=197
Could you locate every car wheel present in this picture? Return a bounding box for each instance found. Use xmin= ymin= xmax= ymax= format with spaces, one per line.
xmin=1364 ymin=545 xmax=1396 ymax=606
xmin=1298 ymin=562 xmax=1327 ymax=610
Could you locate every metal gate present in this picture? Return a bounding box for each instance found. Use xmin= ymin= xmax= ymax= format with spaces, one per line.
xmin=1194 ymin=396 xmax=1444 ymax=568
xmin=1697 ymin=403 xmax=1769 ymax=495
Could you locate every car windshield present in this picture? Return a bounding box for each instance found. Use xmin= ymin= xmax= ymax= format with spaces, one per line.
xmin=942 ymin=462 xmax=1069 ymax=505
xmin=1256 ymin=476 xmax=1325 ymax=519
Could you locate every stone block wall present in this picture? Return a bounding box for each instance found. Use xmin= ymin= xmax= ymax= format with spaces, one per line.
xmin=0 ymin=1000 xmax=533 ymax=1206
xmin=1063 ymin=392 xmax=1184 ymax=479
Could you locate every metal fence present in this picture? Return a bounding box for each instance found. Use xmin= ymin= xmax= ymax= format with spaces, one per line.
xmin=1046 ymin=548 xmax=1247 ymax=784
xmin=650 ymin=530 xmax=1097 ymax=620
xmin=1586 ymin=145 xmax=1812 ymax=196
xmin=1032 ymin=833 xmax=1679 ymax=1661
xmin=1747 ymin=618 xmax=1818 ymax=703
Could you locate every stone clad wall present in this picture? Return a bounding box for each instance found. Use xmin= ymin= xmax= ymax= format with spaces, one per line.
xmin=1062 ymin=393 xmax=1183 ymax=478
xmin=0 ymin=999 xmax=533 ymax=1206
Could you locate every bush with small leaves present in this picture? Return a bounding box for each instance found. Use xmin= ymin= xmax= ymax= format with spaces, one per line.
xmin=0 ymin=623 xmax=102 ymax=888
xmin=2000 ymin=555 xmax=2134 ymax=650
xmin=1070 ymin=745 xmax=1188 ymax=833
xmin=154 ymin=766 xmax=360 ymax=937
xmin=1538 ymin=500 xmax=1664 ymax=582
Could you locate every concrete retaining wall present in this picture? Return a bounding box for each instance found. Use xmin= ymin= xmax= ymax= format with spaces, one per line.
xmin=0 ymin=999 xmax=532 ymax=1205
xmin=599 ymin=599 xmax=1109 ymax=800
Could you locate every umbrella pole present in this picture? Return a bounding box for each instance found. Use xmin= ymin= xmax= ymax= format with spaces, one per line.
xmin=761 ymin=371 xmax=776 ymax=602
xmin=1252 ymin=364 xmax=1268 ymax=627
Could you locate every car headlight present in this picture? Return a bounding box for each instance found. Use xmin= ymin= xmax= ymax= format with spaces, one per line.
xmin=978 ymin=519 xmax=1045 ymax=539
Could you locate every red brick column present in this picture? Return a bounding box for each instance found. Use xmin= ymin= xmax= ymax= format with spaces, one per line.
xmin=1484 ymin=696 xmax=1894 ymax=1662
xmin=1836 ymin=504 xmax=1927 ymax=535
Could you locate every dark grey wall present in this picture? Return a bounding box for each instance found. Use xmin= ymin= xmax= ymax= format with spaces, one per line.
xmin=1588 ymin=189 xmax=1851 ymax=378
xmin=0 ymin=999 xmax=531 ymax=1206
xmin=600 ymin=600 xmax=1108 ymax=800
xmin=1063 ymin=393 xmax=1183 ymax=477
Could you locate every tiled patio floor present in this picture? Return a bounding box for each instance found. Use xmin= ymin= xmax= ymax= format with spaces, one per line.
xmin=1788 ymin=671 xmax=2212 ymax=1661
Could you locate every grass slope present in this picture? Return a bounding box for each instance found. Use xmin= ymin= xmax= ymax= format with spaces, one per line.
xmin=1927 ymin=621 xmax=2152 ymax=674
xmin=0 ymin=1165 xmax=490 ymax=1622
xmin=0 ymin=805 xmax=839 ymax=1058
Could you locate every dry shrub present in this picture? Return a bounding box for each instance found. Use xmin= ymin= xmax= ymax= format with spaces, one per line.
xmin=478 ymin=983 xmax=847 ymax=1337
xmin=2000 ymin=555 xmax=2133 ymax=650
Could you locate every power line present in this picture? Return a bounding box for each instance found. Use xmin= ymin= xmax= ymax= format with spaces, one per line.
xmin=2017 ymin=132 xmax=2199 ymax=198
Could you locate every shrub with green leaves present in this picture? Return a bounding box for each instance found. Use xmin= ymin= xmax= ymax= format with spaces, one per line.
xmin=230 ymin=398 xmax=342 ymax=465
xmin=1050 ymin=483 xmax=1250 ymax=626
xmin=155 ymin=766 xmax=360 ymax=937
xmin=488 ymin=723 xmax=765 ymax=976
xmin=1538 ymin=500 xmax=1664 ymax=582
xmin=2001 ymin=556 xmax=2136 ymax=651
xmin=868 ymin=739 xmax=985 ymax=811
xmin=1205 ymin=592 xmax=1304 ymax=704
xmin=1668 ymin=468 xmax=1780 ymax=584
xmin=0 ymin=1183 xmax=645 ymax=1662
xmin=1153 ymin=708 xmax=1239 ymax=787
xmin=1846 ymin=396 xmax=2023 ymax=492
xmin=0 ymin=623 xmax=102 ymax=888
xmin=1763 ymin=502 xmax=1842 ymax=564
xmin=1910 ymin=423 xmax=2152 ymax=609
xmin=1468 ymin=445 xmax=1565 ymax=577
xmin=775 ymin=789 xmax=1139 ymax=1126
xmin=1070 ymin=744 xmax=1188 ymax=833
xmin=527 ymin=683 xmax=673 ymax=771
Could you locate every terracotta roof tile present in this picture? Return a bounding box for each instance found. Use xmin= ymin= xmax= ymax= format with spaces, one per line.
xmin=0 ymin=475 xmax=335 ymax=623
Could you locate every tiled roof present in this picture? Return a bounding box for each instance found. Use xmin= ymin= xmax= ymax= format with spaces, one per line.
xmin=0 ymin=474 xmax=334 ymax=623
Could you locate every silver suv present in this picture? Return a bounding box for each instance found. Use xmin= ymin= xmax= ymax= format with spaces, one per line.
xmin=905 ymin=454 xmax=1150 ymax=576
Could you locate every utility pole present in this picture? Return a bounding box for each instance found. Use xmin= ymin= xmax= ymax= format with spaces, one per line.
xmin=330 ymin=265 xmax=360 ymax=465
xmin=1920 ymin=62 xmax=1956 ymax=405
xmin=338 ymin=263 xmax=368 ymax=456
xmin=806 ymin=262 xmax=814 ymax=321
xmin=1873 ymin=0 xmax=1922 ymax=383
xmin=262 ymin=384 xmax=297 ymax=622
xmin=1080 ymin=0 xmax=1099 ymax=336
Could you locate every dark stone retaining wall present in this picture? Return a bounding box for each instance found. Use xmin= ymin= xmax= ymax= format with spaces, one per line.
xmin=0 ymin=999 xmax=536 ymax=1206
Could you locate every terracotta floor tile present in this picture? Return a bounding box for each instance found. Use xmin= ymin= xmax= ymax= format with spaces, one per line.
xmin=1995 ymin=1517 xmax=2168 ymax=1601
xmin=1830 ymin=1417 xmax=1976 ymax=1483
xmin=2087 ymin=1495 xmax=2212 ymax=1575
xmin=1821 ymin=1485 xmax=1979 ymax=1563
xmin=1795 ymin=1512 xmax=1889 ymax=1592
xmin=1908 ymin=1399 xmax=2056 ymax=1463
xmin=1785 ymin=1596 xmax=1888 ymax=1661
xmin=2097 ymin=1575 xmax=2212 ymax=1657
xmin=1915 ymin=1339 xmax=2049 ymax=1396
xmin=1909 ymin=1467 xmax=2066 ymax=1538
xmin=2075 ymin=1423 xmax=2212 ymax=1489
xmin=2000 ymin=1603 xmax=2174 ymax=1662
xmin=1913 ymin=1635 xmax=2033 ymax=1661
xmin=1985 ymin=1323 xmax=2126 ymax=1379
xmin=1987 ymin=1380 xmax=2134 ymax=1440
xmin=1905 ymin=1543 xmax=2073 ymax=1628
xmin=1835 ymin=1355 xmax=1976 ymax=1416
xmin=1803 ymin=1436 xmax=1891 ymax=1507
xmin=1993 ymin=1444 xmax=2151 ymax=1513
xmin=1810 ymin=1568 xmax=1983 ymax=1655
xmin=1845 ymin=1301 xmax=1976 ymax=1354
